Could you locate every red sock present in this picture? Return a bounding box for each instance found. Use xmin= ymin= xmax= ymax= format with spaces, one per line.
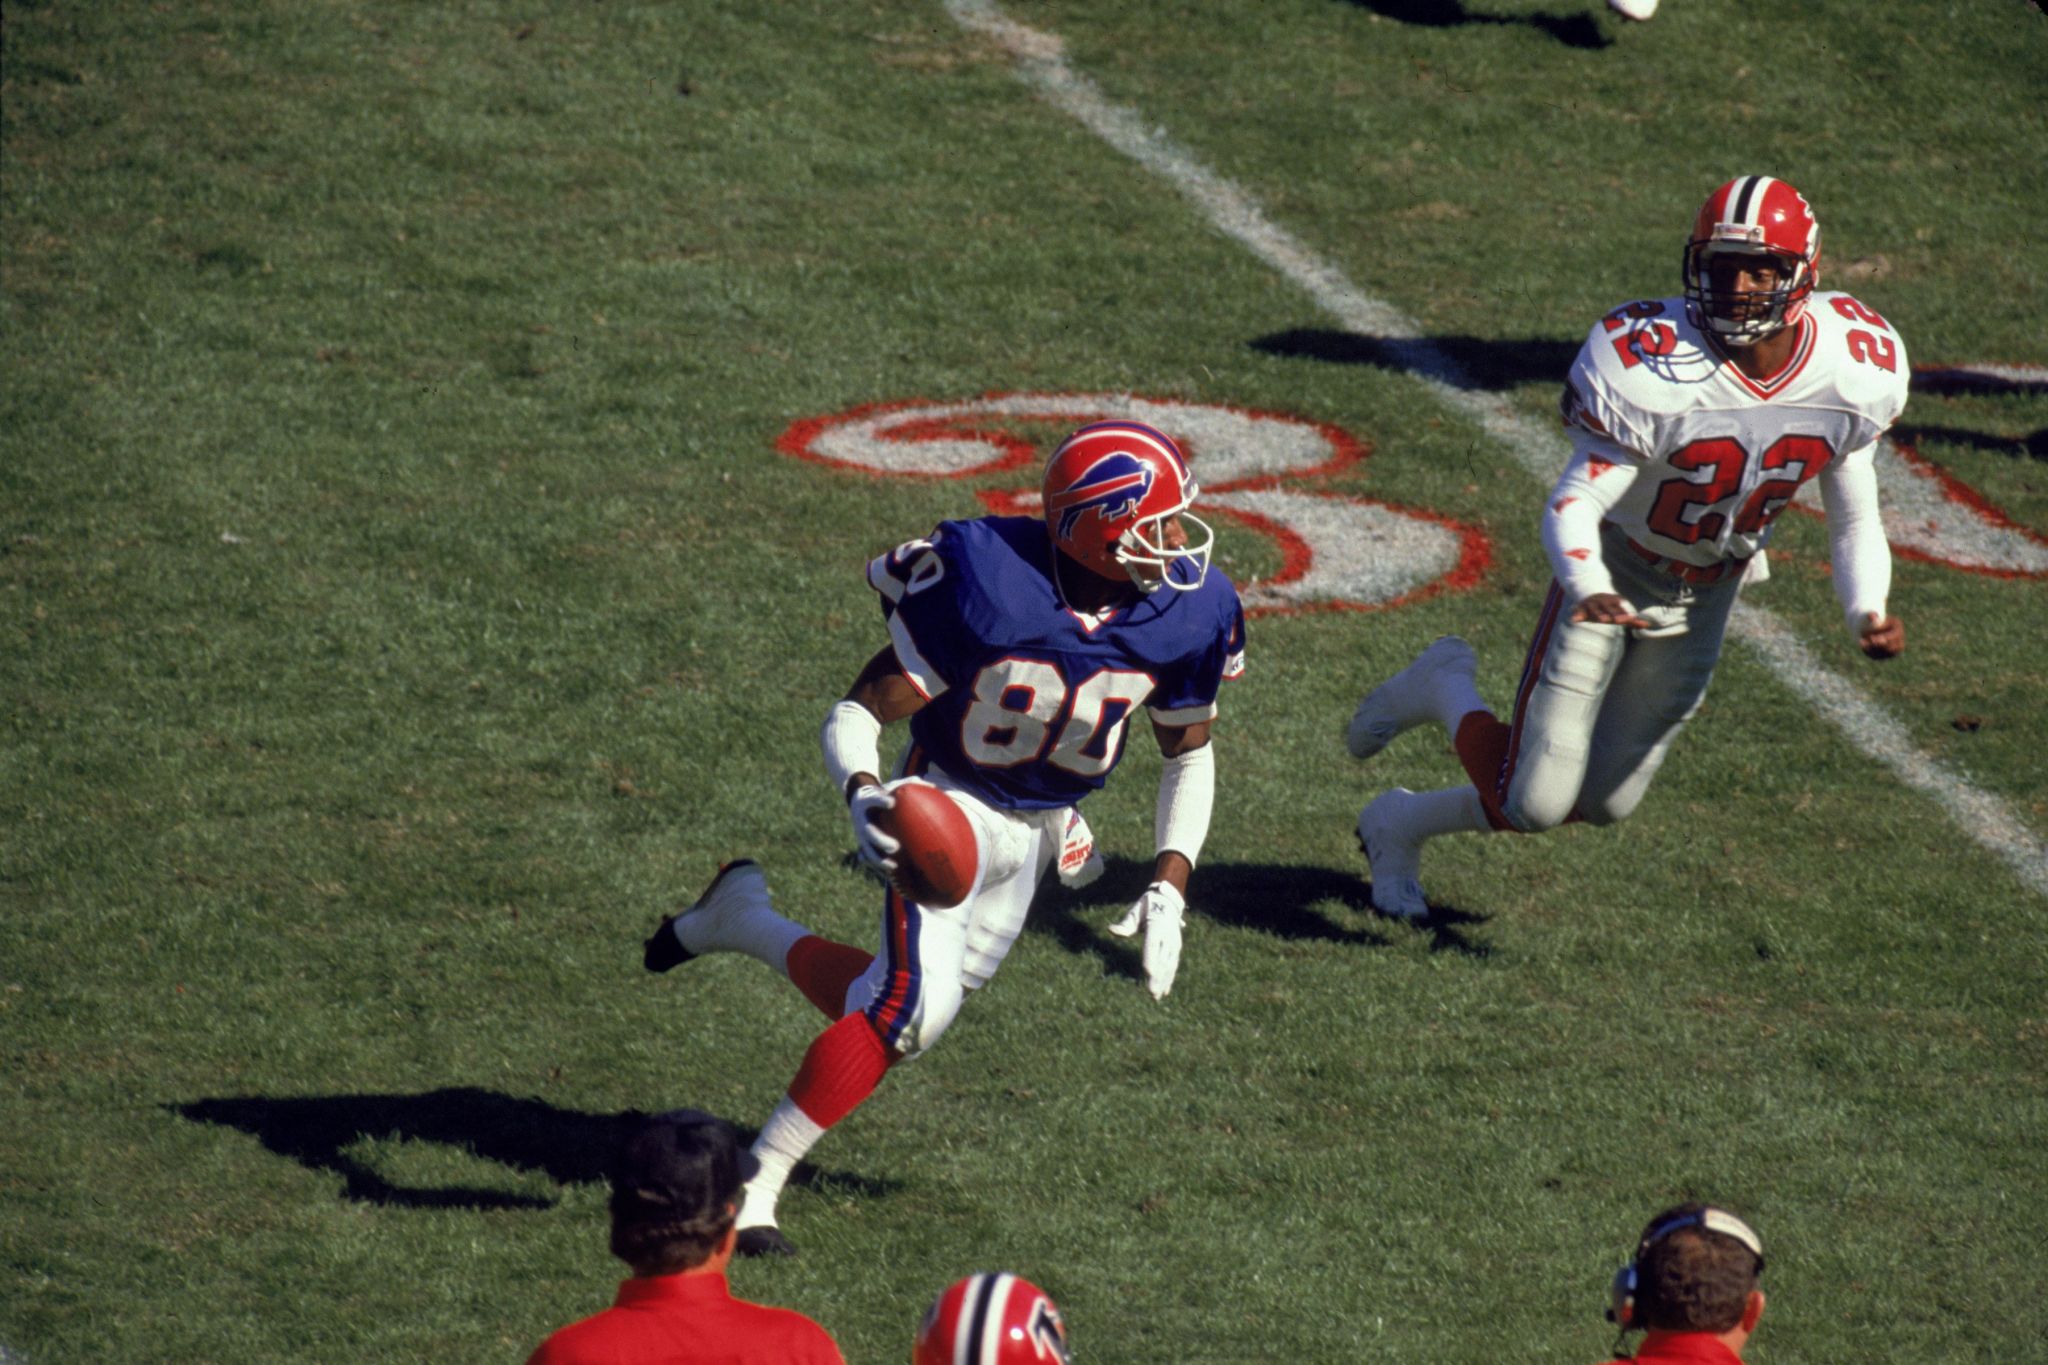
xmin=1453 ymin=710 xmax=1508 ymax=787
xmin=1453 ymin=710 xmax=1519 ymax=832
xmin=785 ymin=935 xmax=874 ymax=1019
xmin=787 ymin=1012 xmax=895 ymax=1129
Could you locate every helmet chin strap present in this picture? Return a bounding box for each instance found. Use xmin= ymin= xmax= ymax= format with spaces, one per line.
xmin=1052 ymin=545 xmax=1139 ymax=614
xmin=1710 ymin=313 xmax=1786 ymax=346
xmin=1115 ymin=543 xmax=1168 ymax=596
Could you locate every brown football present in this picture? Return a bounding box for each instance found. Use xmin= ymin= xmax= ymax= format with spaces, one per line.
xmin=873 ymin=781 xmax=978 ymax=908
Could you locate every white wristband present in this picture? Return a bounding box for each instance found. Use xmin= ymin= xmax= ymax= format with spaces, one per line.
xmin=821 ymin=699 xmax=883 ymax=799
xmin=1154 ymin=743 xmax=1215 ymax=867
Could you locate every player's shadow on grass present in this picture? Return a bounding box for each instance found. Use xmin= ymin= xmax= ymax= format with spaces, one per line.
xmin=1909 ymin=368 xmax=2048 ymax=398
xmin=1894 ymin=425 xmax=2048 ymax=463
xmin=170 ymin=1089 xmax=897 ymax=1211
xmin=1337 ymin=0 xmax=1611 ymax=51
xmin=1031 ymin=856 xmax=1490 ymax=966
xmin=1251 ymin=328 xmax=1581 ymax=393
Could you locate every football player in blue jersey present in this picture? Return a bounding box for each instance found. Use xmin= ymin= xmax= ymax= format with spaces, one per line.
xmin=643 ymin=420 xmax=1247 ymax=1257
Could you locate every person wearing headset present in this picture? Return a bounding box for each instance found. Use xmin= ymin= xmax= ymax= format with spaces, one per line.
xmin=1599 ymin=1203 xmax=1765 ymax=1364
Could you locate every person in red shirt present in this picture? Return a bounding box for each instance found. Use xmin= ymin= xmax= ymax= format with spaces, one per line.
xmin=527 ymin=1109 xmax=844 ymax=1365
xmin=1598 ymin=1203 xmax=1766 ymax=1364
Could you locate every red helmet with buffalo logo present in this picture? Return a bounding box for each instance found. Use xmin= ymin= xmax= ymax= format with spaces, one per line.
xmin=1041 ymin=420 xmax=1211 ymax=592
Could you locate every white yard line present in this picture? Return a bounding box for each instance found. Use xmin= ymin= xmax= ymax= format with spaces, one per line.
xmin=947 ymin=0 xmax=2048 ymax=899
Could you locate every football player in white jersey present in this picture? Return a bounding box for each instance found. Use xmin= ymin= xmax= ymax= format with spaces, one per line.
xmin=1346 ymin=176 xmax=1909 ymax=919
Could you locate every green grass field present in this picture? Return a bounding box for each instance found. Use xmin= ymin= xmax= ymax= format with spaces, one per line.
xmin=5 ymin=2 xmax=2045 ymax=1360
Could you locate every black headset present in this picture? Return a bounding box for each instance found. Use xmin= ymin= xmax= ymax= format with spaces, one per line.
xmin=1607 ymin=1206 xmax=1765 ymax=1330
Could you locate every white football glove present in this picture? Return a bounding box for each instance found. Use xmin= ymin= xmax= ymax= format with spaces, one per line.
xmin=1056 ymin=810 xmax=1105 ymax=889
xmin=1109 ymin=881 xmax=1184 ymax=1001
xmin=848 ymin=784 xmax=900 ymax=873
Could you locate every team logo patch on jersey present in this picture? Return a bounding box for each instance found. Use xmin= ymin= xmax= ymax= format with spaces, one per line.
xmin=1046 ymin=453 xmax=1155 ymax=540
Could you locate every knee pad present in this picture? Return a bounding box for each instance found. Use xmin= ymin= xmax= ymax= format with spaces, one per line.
xmin=878 ymin=976 xmax=964 ymax=1061
xmin=1502 ymin=790 xmax=1572 ymax=833
xmin=1502 ymin=737 xmax=1588 ymax=832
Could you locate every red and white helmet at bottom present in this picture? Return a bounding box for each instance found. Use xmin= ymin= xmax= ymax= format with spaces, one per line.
xmin=914 ymin=1272 xmax=1072 ymax=1365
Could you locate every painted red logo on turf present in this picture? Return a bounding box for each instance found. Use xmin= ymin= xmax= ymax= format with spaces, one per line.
xmin=778 ymin=393 xmax=1491 ymax=616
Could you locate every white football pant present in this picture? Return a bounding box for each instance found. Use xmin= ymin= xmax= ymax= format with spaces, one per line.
xmin=1500 ymin=530 xmax=1740 ymax=831
xmin=843 ymin=766 xmax=1063 ymax=1058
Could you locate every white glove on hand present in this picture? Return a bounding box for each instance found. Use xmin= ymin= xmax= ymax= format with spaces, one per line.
xmin=848 ymin=784 xmax=900 ymax=873
xmin=1109 ymin=881 xmax=1185 ymax=1001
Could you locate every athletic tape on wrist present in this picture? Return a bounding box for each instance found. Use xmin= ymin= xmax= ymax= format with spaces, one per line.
xmin=821 ymin=699 xmax=883 ymax=799
xmin=1154 ymin=742 xmax=1215 ymax=867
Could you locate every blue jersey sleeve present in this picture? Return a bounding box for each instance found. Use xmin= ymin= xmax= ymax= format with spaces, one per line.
xmin=865 ymin=522 xmax=1004 ymax=701
xmin=1146 ymin=578 xmax=1247 ymax=726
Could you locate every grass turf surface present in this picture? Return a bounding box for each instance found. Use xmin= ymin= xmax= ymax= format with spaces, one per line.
xmin=4 ymin=1 xmax=2045 ymax=1360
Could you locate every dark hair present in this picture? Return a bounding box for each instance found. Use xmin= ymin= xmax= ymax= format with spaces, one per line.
xmin=606 ymin=1111 xmax=751 ymax=1276
xmin=1637 ymin=1203 xmax=1763 ymax=1333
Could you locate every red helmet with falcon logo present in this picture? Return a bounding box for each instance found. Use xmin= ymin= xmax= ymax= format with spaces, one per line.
xmin=1682 ymin=175 xmax=1822 ymax=345
xmin=913 ymin=1273 xmax=1072 ymax=1365
xmin=1041 ymin=420 xmax=1212 ymax=592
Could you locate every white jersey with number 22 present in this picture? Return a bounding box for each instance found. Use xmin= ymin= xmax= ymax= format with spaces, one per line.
xmin=1559 ymin=290 xmax=1910 ymax=569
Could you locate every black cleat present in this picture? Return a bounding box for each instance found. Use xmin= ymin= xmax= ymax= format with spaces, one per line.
xmin=735 ymin=1225 xmax=798 ymax=1259
xmin=643 ymin=915 xmax=693 ymax=973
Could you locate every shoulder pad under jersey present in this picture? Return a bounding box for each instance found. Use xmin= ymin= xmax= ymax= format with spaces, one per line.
xmin=1562 ymin=297 xmax=1722 ymax=455
xmin=1804 ymin=291 xmax=1912 ymax=432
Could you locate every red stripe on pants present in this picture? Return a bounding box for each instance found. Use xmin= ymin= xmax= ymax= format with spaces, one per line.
xmin=1454 ymin=710 xmax=1518 ymax=831
xmin=1456 ymin=582 xmax=1568 ymax=832
xmin=865 ymin=887 xmax=920 ymax=1045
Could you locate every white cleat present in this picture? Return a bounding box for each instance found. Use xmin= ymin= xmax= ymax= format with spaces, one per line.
xmin=1357 ymin=789 xmax=1430 ymax=921
xmin=1608 ymin=0 xmax=1659 ymax=19
xmin=644 ymin=859 xmax=771 ymax=970
xmin=1345 ymin=635 xmax=1477 ymax=760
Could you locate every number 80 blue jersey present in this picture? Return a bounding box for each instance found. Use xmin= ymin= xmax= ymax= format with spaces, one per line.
xmin=869 ymin=516 xmax=1246 ymax=811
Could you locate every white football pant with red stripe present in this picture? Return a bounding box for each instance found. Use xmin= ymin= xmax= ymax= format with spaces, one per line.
xmin=1489 ymin=544 xmax=1738 ymax=832
xmin=847 ymin=769 xmax=1062 ymax=1057
xmin=738 ymin=770 xmax=1064 ymax=1240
